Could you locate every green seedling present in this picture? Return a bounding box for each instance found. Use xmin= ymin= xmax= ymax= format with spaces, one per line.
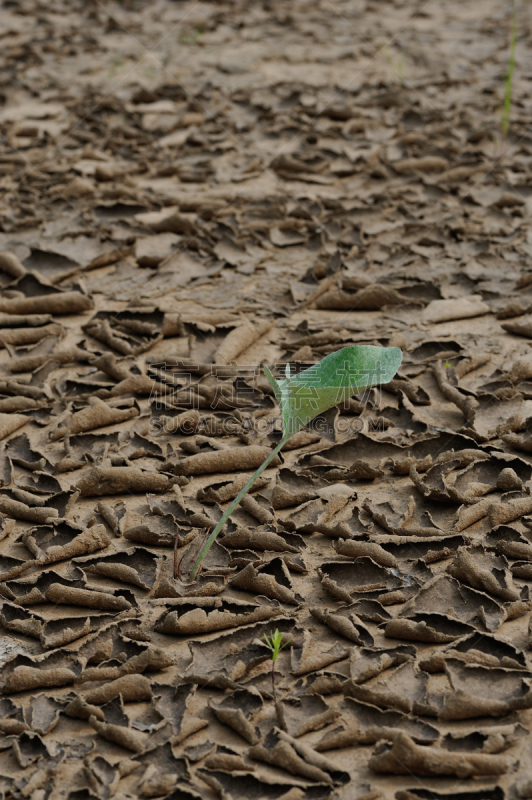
xmin=180 ymin=27 xmax=202 ymax=45
xmin=188 ymin=344 xmax=402 ymax=580
xmin=263 ymin=628 xmax=291 ymax=695
xmin=382 ymin=45 xmax=404 ymax=85
xmin=501 ymin=9 xmax=517 ymax=137
xmin=499 ymin=5 xmax=517 ymax=156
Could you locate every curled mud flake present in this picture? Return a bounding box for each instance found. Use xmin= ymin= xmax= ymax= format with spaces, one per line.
xmin=509 ymin=356 xmax=532 ymax=383
xmin=23 ymin=522 xmax=110 ymax=564
xmin=486 ymin=525 xmax=532 ymax=561
xmin=423 ymin=296 xmax=490 ymax=325
xmin=213 ymin=318 xmax=273 ymax=365
xmin=203 ymin=746 xmax=253 ymax=772
xmin=310 ymin=607 xmax=374 ymax=646
xmin=334 ymin=539 xmax=397 ymax=567
xmin=348 ymin=460 xmax=384 ymax=480
xmin=132 ymin=741 xmax=191 ymax=793
xmin=344 ymin=661 xmax=434 ymax=716
xmin=77 ymin=639 xmax=174 ymax=684
xmin=316 ymin=697 xmax=438 ymax=751
xmin=348 ymin=644 xmax=416 ymax=684
xmin=497 ymin=301 xmax=529 ymax=319
xmin=78 ymin=547 xmax=160 ymax=590
xmin=431 ymin=360 xmax=478 ymax=424
xmin=166 ymin=445 xmax=281 ymax=476
xmin=291 ymin=629 xmax=349 ymax=676
xmin=387 ymin=377 xmax=431 ymax=405
xmin=279 ymin=694 xmax=340 ymax=739
xmin=82 ymin=674 xmax=152 ymax=705
xmin=0 ymin=555 xmax=38 ymax=581
xmin=501 ymin=432 xmax=532 ymax=453
xmin=400 ymin=574 xmax=505 ymax=632
xmin=0 ymin=412 xmax=30 ymax=440
xmin=512 ymin=561 xmax=532 ymax=581
xmin=496 ymin=467 xmax=523 ymax=491
xmin=283 ymin=492 xmax=355 ymax=537
xmin=421 ymin=630 xmax=527 ymax=673
xmin=0 ymin=494 xmax=57 ymax=522
xmin=440 ymin=658 xmax=532 ymax=720
xmin=45 ymin=583 xmax=132 ymax=610
xmin=154 ymin=596 xmax=281 ymax=635
xmin=394 ymin=155 xmax=449 ymax=173
xmin=319 ymin=558 xmax=402 ymax=603
xmin=502 ymin=316 xmax=532 ymax=339
xmin=272 ymin=485 xmax=316 ymax=509
xmin=209 ymin=689 xmax=262 ymax=744
xmin=447 ymin=545 xmax=520 ymax=602
xmin=137 ymin=768 xmax=180 ymax=798
xmin=220 ymin=526 xmax=302 ymax=553
xmin=488 ymin=494 xmax=532 ymax=527
xmin=40 ymin=612 xmax=125 ymax=650
xmin=75 ymin=465 xmax=171 ymax=496
xmin=96 ymin=500 xmax=121 ymax=534
xmin=240 ymin=493 xmax=275 ymax=524
xmin=8 ymin=344 xmax=88 ymax=373
xmin=278 ymin=429 xmax=322 ymax=451
xmin=317 ymin=284 xmax=406 ymax=311
xmin=0 ymin=290 xmax=92 ymax=316
xmin=50 ymin=396 xmax=139 ymax=440
xmin=0 ymin=251 xmax=26 ymax=278
xmin=385 ymin=612 xmax=476 ymax=643
xmin=89 ymin=714 xmax=149 ymax=753
xmin=382 ymin=535 xmax=465 ymax=564
xmin=197 ymin=473 xmax=270 ymax=504
xmin=364 ymin=497 xmax=445 ymax=537
xmin=250 ymin=728 xmax=350 ymax=786
xmin=0 ymin=651 xmax=83 ymax=693
xmin=26 ymin=694 xmax=62 ymax=735
xmin=454 ymin=496 xmax=493 ymax=531
xmin=124 ymin=521 xmax=176 ymax=547
xmin=369 ymin=731 xmax=511 ymax=777
xmin=0 ymin=600 xmax=42 ymax=639
xmin=0 ymin=322 xmax=64 ymax=347
xmin=229 ymin=557 xmax=301 ymax=604
xmin=0 ymin=396 xmax=45 ymax=413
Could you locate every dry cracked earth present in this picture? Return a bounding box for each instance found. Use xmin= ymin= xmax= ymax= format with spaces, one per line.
xmin=1 ymin=0 xmax=532 ymax=798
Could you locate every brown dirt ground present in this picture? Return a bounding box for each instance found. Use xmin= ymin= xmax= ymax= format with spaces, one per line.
xmin=1 ymin=0 xmax=532 ymax=798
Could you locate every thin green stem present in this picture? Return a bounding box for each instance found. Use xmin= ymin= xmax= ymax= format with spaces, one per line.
xmin=501 ymin=6 xmax=517 ymax=139
xmin=189 ymin=431 xmax=291 ymax=580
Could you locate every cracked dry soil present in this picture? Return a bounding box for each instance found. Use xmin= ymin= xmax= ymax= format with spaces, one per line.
xmin=1 ymin=0 xmax=532 ymax=798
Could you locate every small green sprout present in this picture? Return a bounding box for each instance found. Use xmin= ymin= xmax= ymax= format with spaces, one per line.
xmin=188 ymin=344 xmax=402 ymax=580
xmin=444 ymin=361 xmax=451 ymax=369
xmin=180 ymin=27 xmax=202 ymax=45
xmin=382 ymin=44 xmax=404 ymax=86
xmin=501 ymin=7 xmax=517 ymax=139
xmin=263 ymin=629 xmax=291 ymax=695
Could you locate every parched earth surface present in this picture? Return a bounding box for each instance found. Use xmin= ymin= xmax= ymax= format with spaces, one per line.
xmin=1 ymin=0 xmax=532 ymax=798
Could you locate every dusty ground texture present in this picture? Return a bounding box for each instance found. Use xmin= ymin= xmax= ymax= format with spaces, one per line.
xmin=1 ymin=0 xmax=532 ymax=797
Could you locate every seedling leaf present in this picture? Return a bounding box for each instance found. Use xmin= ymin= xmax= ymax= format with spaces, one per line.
xmin=189 ymin=344 xmax=402 ymax=580
xmin=267 ymin=345 xmax=403 ymax=435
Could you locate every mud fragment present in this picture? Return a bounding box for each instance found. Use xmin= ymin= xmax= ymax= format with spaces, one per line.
xmin=154 ymin=596 xmax=281 ymax=635
xmin=369 ymin=732 xmax=511 ymax=776
xmin=167 ymin=445 xmax=281 ymax=476
xmin=76 ymin=466 xmax=171 ymax=496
